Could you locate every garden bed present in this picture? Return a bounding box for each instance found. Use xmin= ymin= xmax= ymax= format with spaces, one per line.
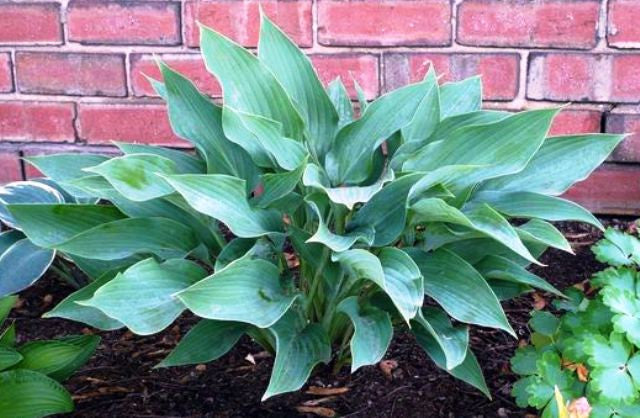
xmin=9 ymin=219 xmax=631 ymax=418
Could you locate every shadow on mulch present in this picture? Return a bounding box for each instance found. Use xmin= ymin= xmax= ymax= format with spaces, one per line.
xmin=9 ymin=218 xmax=633 ymax=418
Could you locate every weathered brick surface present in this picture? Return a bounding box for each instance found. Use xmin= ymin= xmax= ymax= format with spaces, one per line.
xmin=606 ymin=111 xmax=640 ymax=162
xmin=68 ymin=1 xmax=181 ymax=45
xmin=185 ymin=0 xmax=312 ymax=47
xmin=0 ymin=3 xmax=62 ymax=44
xmin=0 ymin=152 xmax=22 ymax=184
xmin=457 ymin=0 xmax=599 ymax=49
xmin=0 ymin=0 xmax=639 ymax=213
xmin=527 ymin=53 xmax=640 ymax=103
xmin=608 ymin=0 xmax=640 ymax=48
xmin=318 ymin=0 xmax=451 ymax=46
xmin=549 ymin=109 xmax=602 ymax=136
xmin=16 ymin=53 xmax=126 ymax=97
xmin=77 ymin=103 xmax=187 ymax=147
xmin=0 ymin=102 xmax=75 ymax=143
xmin=563 ymin=164 xmax=640 ymax=215
xmin=384 ymin=53 xmax=520 ymax=100
xmin=0 ymin=54 xmax=13 ymax=93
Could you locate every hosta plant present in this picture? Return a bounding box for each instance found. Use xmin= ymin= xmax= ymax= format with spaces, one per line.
xmin=0 ymin=295 xmax=99 ymax=417
xmin=5 ymin=13 xmax=625 ymax=400
xmin=0 ymin=179 xmax=95 ymax=297
xmin=511 ymin=227 xmax=640 ymax=417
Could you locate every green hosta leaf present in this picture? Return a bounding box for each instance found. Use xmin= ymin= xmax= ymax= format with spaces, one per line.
xmin=332 ymin=248 xmax=423 ymax=323
xmin=25 ymin=154 xmax=108 ymax=199
xmin=159 ymin=62 xmax=259 ymax=185
xmin=177 ymin=258 xmax=299 ymax=328
xmin=529 ymin=311 xmax=560 ymax=337
xmin=465 ymin=204 xmax=541 ymax=266
xmin=406 ymin=248 xmax=515 ymax=336
xmin=0 ymin=181 xmax=64 ymax=229
xmin=327 ymin=78 xmax=353 ymax=129
xmin=337 ymin=297 xmax=392 ymax=372
xmin=0 ymin=230 xmax=22 ymax=254
xmin=0 ymin=369 xmax=74 ymax=418
xmin=16 ymin=335 xmax=99 ymax=381
xmin=68 ymin=254 xmax=144 ymax=282
xmin=511 ymin=346 xmax=538 ymax=376
xmin=517 ymin=219 xmax=573 ymax=254
xmin=412 ymin=307 xmax=469 ymax=370
xmin=263 ymin=312 xmax=331 ymax=400
xmin=593 ymin=228 xmax=640 ymax=267
xmin=0 ymin=346 xmax=22 ymax=371
xmin=259 ymin=13 xmax=339 ymax=161
xmin=164 ymin=174 xmax=283 ymax=238
xmin=474 ymin=255 xmax=563 ymax=297
xmin=200 ymin=23 xmax=304 ymax=141
xmin=586 ymin=333 xmax=639 ymax=404
xmin=305 ymin=194 xmax=374 ymax=252
xmin=482 ymin=134 xmax=625 ymax=195
xmin=54 ymin=217 xmax=198 ymax=261
xmin=326 ymin=79 xmax=432 ymax=185
xmin=439 ymin=76 xmax=482 ymax=119
xmin=115 ymin=142 xmax=205 ymax=174
xmin=0 ymin=295 xmax=17 ymax=325
xmin=304 ymin=163 xmax=394 ymax=210
xmin=253 ymin=159 xmax=307 ymax=208
xmin=7 ymin=204 xmax=125 ymax=248
xmin=44 ymin=273 xmax=123 ymax=331
xmin=470 ymin=191 xmax=603 ymax=231
xmin=222 ymin=107 xmax=308 ymax=171
xmin=403 ymin=109 xmax=558 ymax=184
xmin=0 ymin=238 xmax=55 ymax=297
xmin=84 ymin=154 xmax=178 ymax=202
xmin=401 ymin=67 xmax=439 ymax=144
xmin=158 ymin=320 xmax=247 ymax=367
xmin=413 ymin=323 xmax=490 ymax=398
xmin=79 ymin=259 xmax=205 ymax=335
xmin=353 ymin=78 xmax=368 ymax=112
xmin=215 ymin=238 xmax=263 ymax=271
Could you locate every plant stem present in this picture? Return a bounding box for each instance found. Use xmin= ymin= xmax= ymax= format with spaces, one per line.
xmin=305 ymin=247 xmax=330 ymax=319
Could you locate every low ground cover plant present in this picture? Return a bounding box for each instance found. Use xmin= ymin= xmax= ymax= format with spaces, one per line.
xmin=512 ymin=227 xmax=640 ymax=417
xmin=0 ymin=296 xmax=99 ymax=417
xmin=1 ymin=13 xmax=625 ymax=400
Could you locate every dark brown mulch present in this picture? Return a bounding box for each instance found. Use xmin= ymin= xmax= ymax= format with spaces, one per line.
xmin=7 ymin=218 xmax=634 ymax=418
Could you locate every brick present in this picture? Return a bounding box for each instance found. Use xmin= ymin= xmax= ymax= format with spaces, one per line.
xmin=549 ymin=109 xmax=602 ymax=136
xmin=16 ymin=53 xmax=126 ymax=97
xmin=611 ymin=55 xmax=640 ymax=103
xmin=0 ymin=152 xmax=22 ymax=184
xmin=563 ymin=164 xmax=640 ymax=215
xmin=0 ymin=3 xmax=62 ymax=44
xmin=68 ymin=1 xmax=180 ymax=45
xmin=311 ymin=54 xmax=379 ymax=100
xmin=318 ymin=0 xmax=451 ymax=47
xmin=608 ymin=0 xmax=640 ymax=48
xmin=384 ymin=53 xmax=519 ymax=101
xmin=527 ymin=53 xmax=640 ymax=103
xmin=0 ymin=101 xmax=75 ymax=142
xmin=457 ymin=0 xmax=599 ymax=49
xmin=131 ymin=54 xmax=221 ymax=97
xmin=0 ymin=54 xmax=12 ymax=93
xmin=77 ymin=103 xmax=187 ymax=147
xmin=185 ymin=0 xmax=312 ymax=47
xmin=606 ymin=112 xmax=640 ymax=162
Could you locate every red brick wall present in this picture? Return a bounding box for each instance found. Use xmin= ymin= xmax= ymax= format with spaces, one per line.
xmin=0 ymin=0 xmax=639 ymax=214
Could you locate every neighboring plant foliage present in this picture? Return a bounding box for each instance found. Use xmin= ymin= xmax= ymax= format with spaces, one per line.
xmin=511 ymin=227 xmax=640 ymax=417
xmin=0 ymin=295 xmax=99 ymax=417
xmin=4 ymin=13 xmax=624 ymax=399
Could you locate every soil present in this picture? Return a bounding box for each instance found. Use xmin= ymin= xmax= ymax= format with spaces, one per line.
xmin=7 ymin=218 xmax=635 ymax=418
